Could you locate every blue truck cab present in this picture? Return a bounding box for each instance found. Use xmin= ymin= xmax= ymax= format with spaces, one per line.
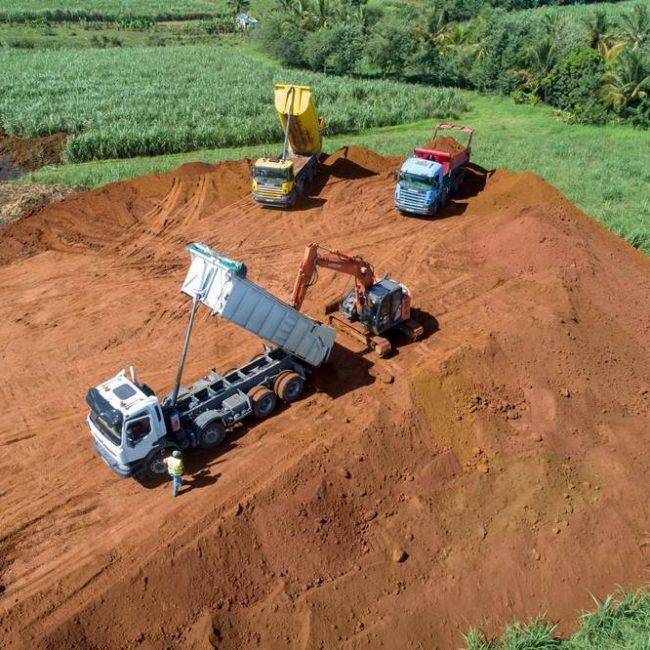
xmin=394 ymin=123 xmax=474 ymax=217
xmin=394 ymin=157 xmax=447 ymax=216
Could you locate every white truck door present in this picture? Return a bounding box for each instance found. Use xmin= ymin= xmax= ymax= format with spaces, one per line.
xmin=123 ymin=410 xmax=159 ymax=464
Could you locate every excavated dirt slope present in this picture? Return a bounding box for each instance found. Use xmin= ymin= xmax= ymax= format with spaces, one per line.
xmin=0 ymin=147 xmax=648 ymax=649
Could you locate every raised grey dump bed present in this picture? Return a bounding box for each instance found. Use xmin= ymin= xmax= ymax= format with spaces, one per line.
xmin=181 ymin=242 xmax=335 ymax=367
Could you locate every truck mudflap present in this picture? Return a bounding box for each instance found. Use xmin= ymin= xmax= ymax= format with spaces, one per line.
xmin=181 ymin=243 xmax=335 ymax=367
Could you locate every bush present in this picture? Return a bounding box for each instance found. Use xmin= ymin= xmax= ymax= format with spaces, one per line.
xmin=303 ymin=23 xmax=363 ymax=75
xmin=259 ymin=14 xmax=306 ymax=68
xmin=364 ymin=16 xmax=413 ymax=77
xmin=543 ymin=46 xmax=608 ymax=122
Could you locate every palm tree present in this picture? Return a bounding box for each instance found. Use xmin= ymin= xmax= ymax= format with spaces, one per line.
xmin=602 ymin=50 xmax=649 ymax=108
xmin=275 ymin=0 xmax=295 ymax=12
xmin=227 ymin=0 xmax=250 ymax=18
xmin=413 ymin=6 xmax=447 ymax=51
xmin=516 ymin=37 xmax=558 ymax=100
xmin=313 ymin=0 xmax=336 ymax=27
xmin=619 ymin=3 xmax=648 ymax=50
xmin=598 ymin=40 xmax=626 ymax=64
xmin=583 ymin=10 xmax=612 ymax=50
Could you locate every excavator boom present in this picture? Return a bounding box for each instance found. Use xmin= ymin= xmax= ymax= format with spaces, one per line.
xmin=291 ymin=243 xmax=375 ymax=311
xmin=290 ymin=243 xmax=423 ymax=357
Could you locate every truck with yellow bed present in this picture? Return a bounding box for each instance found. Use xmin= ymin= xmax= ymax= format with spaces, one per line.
xmin=252 ymin=84 xmax=324 ymax=208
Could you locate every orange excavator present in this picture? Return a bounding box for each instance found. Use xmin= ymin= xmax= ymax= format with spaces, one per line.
xmin=291 ymin=243 xmax=423 ymax=357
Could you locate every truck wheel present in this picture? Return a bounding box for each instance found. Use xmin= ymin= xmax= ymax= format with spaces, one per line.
xmin=249 ymin=386 xmax=277 ymax=418
xmin=199 ymin=421 xmax=226 ymax=449
xmin=145 ymin=449 xmax=169 ymax=478
xmin=275 ymin=372 xmax=305 ymax=403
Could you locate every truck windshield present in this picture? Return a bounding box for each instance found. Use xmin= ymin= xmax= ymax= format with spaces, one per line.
xmin=399 ymin=172 xmax=434 ymax=191
xmin=86 ymin=387 xmax=123 ymax=446
xmin=254 ymin=166 xmax=292 ymax=184
xmin=89 ymin=410 xmax=122 ymax=446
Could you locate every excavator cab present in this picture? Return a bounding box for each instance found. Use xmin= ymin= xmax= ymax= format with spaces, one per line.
xmin=340 ymin=279 xmax=410 ymax=336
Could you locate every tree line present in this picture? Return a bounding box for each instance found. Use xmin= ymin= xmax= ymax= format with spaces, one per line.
xmin=258 ymin=0 xmax=649 ymax=126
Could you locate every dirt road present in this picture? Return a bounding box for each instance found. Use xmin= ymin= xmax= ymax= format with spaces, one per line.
xmin=1 ymin=147 xmax=648 ymax=648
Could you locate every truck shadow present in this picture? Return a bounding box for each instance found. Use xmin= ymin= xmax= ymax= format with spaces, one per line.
xmin=386 ymin=307 xmax=439 ymax=356
xmin=309 ymin=340 xmax=376 ymax=399
xmin=298 ymin=151 xmax=381 ymax=210
xmin=136 ymin=344 xmax=374 ymax=489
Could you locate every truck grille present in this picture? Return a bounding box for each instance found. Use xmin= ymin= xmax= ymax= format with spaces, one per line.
xmin=255 ymin=186 xmax=283 ymax=199
xmin=396 ymin=189 xmax=428 ymax=213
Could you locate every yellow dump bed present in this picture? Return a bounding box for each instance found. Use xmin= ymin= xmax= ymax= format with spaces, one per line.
xmin=275 ymin=84 xmax=324 ymax=156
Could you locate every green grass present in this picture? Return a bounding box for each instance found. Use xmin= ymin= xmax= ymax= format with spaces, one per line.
xmin=0 ymin=0 xmax=221 ymax=23
xmin=516 ymin=0 xmax=649 ymax=20
xmin=0 ymin=20 xmax=237 ymax=49
xmin=465 ymin=589 xmax=650 ymax=649
xmin=0 ymin=45 xmax=466 ymax=163
xmin=21 ymin=91 xmax=650 ymax=254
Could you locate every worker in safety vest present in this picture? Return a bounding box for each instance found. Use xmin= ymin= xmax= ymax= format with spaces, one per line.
xmin=164 ymin=450 xmax=184 ymax=497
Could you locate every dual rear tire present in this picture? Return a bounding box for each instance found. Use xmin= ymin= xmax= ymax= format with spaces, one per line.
xmin=273 ymin=371 xmax=305 ymax=403
xmin=247 ymin=371 xmax=305 ymax=419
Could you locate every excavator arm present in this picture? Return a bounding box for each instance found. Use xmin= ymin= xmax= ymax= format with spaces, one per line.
xmin=291 ymin=243 xmax=375 ymax=312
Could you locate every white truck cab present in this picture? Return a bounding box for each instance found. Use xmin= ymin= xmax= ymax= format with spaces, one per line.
xmin=86 ymin=369 xmax=171 ymax=477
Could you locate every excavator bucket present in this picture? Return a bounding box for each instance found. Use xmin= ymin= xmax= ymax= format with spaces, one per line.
xmin=274 ymin=84 xmax=324 ymax=156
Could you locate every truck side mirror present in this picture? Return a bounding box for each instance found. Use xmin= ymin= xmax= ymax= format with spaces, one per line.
xmin=393 ymin=171 xmax=399 ymax=181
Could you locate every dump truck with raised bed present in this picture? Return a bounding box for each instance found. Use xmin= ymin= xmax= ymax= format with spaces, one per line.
xmin=86 ymin=242 xmax=335 ymax=479
xmin=394 ymin=123 xmax=474 ymax=216
xmin=291 ymin=243 xmax=423 ymax=357
xmin=252 ymin=84 xmax=324 ymax=207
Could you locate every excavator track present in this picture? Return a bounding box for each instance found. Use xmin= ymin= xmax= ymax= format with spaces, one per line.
xmin=399 ymin=318 xmax=424 ymax=341
xmin=326 ymin=313 xmax=392 ymax=357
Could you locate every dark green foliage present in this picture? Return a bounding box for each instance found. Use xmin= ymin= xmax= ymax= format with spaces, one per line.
xmin=260 ymin=13 xmax=307 ymax=67
xmin=543 ymin=46 xmax=608 ymax=121
xmin=364 ymin=16 xmax=412 ymax=77
xmin=258 ymin=0 xmax=649 ymax=127
xmin=303 ymin=22 xmax=363 ymax=74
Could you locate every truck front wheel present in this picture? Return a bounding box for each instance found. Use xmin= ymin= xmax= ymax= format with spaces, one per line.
xmin=145 ymin=449 xmax=169 ymax=478
xmin=199 ymin=421 xmax=226 ymax=449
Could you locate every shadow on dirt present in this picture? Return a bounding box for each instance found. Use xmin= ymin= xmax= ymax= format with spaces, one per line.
xmin=309 ymin=340 xmax=375 ymax=399
xmin=385 ymin=307 xmax=439 ymax=357
xmin=136 ymin=343 xmax=374 ymax=489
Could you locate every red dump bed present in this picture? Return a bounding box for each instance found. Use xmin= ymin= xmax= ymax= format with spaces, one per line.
xmin=412 ymin=147 xmax=470 ymax=176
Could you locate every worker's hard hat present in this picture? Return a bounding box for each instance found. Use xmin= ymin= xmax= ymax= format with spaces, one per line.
xmin=172 ymin=450 xmax=182 ymax=458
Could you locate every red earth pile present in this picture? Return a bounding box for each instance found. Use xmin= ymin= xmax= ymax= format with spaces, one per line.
xmin=0 ymin=147 xmax=648 ymax=648
xmin=423 ymin=135 xmax=468 ymax=156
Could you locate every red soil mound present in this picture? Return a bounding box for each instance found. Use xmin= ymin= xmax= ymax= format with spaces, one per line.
xmin=322 ymin=145 xmax=402 ymax=178
xmin=422 ymin=135 xmax=467 ymax=156
xmin=0 ymin=151 xmax=648 ymax=649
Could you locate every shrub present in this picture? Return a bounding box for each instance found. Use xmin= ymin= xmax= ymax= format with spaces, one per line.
xmin=543 ymin=46 xmax=608 ymax=122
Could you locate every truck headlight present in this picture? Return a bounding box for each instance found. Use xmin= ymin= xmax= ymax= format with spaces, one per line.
xmin=425 ymin=190 xmax=435 ymax=204
xmin=281 ymin=182 xmax=292 ymax=195
xmin=252 ymin=179 xmax=258 ymax=191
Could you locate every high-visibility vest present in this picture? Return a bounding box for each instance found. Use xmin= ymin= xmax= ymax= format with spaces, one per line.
xmin=166 ymin=456 xmax=184 ymax=477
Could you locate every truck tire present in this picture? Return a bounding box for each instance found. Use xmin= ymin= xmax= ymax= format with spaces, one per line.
xmin=275 ymin=371 xmax=305 ymax=403
xmin=145 ymin=448 xmax=170 ymax=479
xmin=249 ymin=386 xmax=277 ymax=418
xmin=199 ymin=421 xmax=226 ymax=449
